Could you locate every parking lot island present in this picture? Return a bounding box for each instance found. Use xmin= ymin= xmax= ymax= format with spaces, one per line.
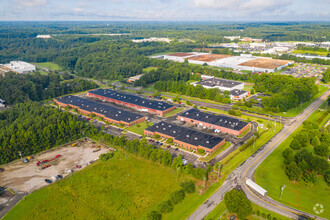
xmin=144 ymin=122 xmax=225 ymax=154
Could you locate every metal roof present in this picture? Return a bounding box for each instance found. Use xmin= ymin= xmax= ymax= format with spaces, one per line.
xmin=145 ymin=122 xmax=224 ymax=150
xmin=194 ymin=78 xmax=243 ymax=89
xmin=88 ymin=89 xmax=174 ymax=111
xmin=179 ymin=109 xmax=249 ymax=131
xmin=55 ymin=95 xmax=144 ymax=123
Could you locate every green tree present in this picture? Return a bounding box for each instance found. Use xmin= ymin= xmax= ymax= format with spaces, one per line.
xmin=311 ymin=136 xmax=321 ymax=147
xmin=147 ymin=211 xmax=162 ymax=220
xmin=314 ymin=143 xmax=329 ymax=157
xmin=224 ymin=190 xmax=252 ymax=219
xmin=169 ymin=189 xmax=185 ymax=205
xmin=157 ymin=200 xmax=174 ymax=214
xmin=180 ymin=180 xmax=195 ymax=194
xmin=285 ymin=162 xmax=303 ymax=181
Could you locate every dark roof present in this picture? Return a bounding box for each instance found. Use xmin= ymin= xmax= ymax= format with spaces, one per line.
xmin=55 ymin=95 xmax=144 ymax=123
xmin=88 ymin=89 xmax=174 ymax=111
xmin=230 ymin=89 xmax=248 ymax=96
xmin=179 ymin=109 xmax=249 ymax=131
xmin=145 ymin=122 xmax=224 ymax=150
xmin=195 ymin=78 xmax=243 ymax=89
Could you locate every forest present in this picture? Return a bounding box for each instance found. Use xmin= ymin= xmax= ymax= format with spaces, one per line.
xmin=0 ymin=72 xmax=98 ymax=104
xmin=0 ymin=102 xmax=98 ymax=164
xmin=253 ymin=74 xmax=319 ymax=112
xmin=282 ymin=120 xmax=329 ymax=186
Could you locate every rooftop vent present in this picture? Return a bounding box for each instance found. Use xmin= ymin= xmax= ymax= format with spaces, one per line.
xmin=194 ymin=137 xmax=198 ymax=140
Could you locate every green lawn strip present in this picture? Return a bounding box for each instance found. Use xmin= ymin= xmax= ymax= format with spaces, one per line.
xmin=160 ymin=91 xmax=226 ymax=105
xmin=163 ymin=121 xmax=282 ymax=220
xmin=204 ymin=200 xmax=227 ymax=220
xmin=4 ymin=151 xmax=190 ymax=220
xmin=255 ymin=106 xmax=330 ymax=219
xmin=125 ymin=121 xmax=153 ymax=136
xmin=199 ymin=142 xmax=231 ymax=162
xmin=238 ymin=126 xmax=251 ymax=138
xmin=163 ymin=107 xmax=184 ymax=117
xmin=34 ymin=62 xmax=62 ymax=71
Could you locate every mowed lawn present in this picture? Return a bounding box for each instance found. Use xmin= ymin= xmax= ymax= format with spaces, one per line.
xmin=35 ymin=62 xmax=62 ymax=71
xmin=255 ymin=108 xmax=330 ymax=219
xmin=4 ymin=151 xmax=186 ymax=220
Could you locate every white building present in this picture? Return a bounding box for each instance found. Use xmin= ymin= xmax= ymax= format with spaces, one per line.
xmin=191 ymin=77 xmax=244 ymax=91
xmin=230 ymin=89 xmax=249 ymax=100
xmin=4 ymin=61 xmax=36 ymax=74
xmin=224 ymin=36 xmax=241 ymax=41
xmin=132 ymin=37 xmax=171 ymax=43
xmin=163 ymin=52 xmax=205 ymax=63
xmin=36 ymin=35 xmax=52 ymax=39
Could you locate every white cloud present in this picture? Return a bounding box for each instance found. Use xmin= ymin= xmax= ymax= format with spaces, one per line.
xmin=193 ymin=0 xmax=292 ymax=13
xmin=14 ymin=0 xmax=47 ymax=7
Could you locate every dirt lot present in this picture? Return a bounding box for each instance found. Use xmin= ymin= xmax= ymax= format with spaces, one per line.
xmin=188 ymin=54 xmax=232 ymax=62
xmin=0 ymin=140 xmax=109 ymax=193
xmin=239 ymin=58 xmax=291 ymax=69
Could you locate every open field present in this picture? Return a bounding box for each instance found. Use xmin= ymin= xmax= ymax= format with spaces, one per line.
xmin=0 ymin=139 xmax=108 ymax=193
xmin=255 ymin=103 xmax=330 ymax=219
xmin=143 ymin=67 xmax=158 ymax=72
xmin=4 ymin=151 xmax=189 ymax=220
xmin=34 ymin=62 xmax=62 ymax=71
xmin=292 ymin=50 xmax=328 ymax=56
xmin=125 ymin=121 xmax=153 ymax=136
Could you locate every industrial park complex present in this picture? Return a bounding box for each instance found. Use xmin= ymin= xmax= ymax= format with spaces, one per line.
xmin=87 ymin=89 xmax=176 ymax=116
xmin=144 ymin=122 xmax=226 ymax=154
xmin=54 ymin=95 xmax=146 ymax=126
xmin=0 ymin=61 xmax=36 ymax=75
xmin=162 ymin=52 xmax=293 ymax=73
xmin=178 ymin=109 xmax=250 ymax=136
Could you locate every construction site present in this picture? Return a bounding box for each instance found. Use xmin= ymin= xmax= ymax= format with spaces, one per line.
xmin=0 ymin=139 xmax=110 ymax=193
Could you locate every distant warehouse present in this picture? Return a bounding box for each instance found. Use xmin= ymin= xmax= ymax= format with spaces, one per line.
xmin=54 ymin=95 xmax=146 ymax=126
xmin=87 ymin=89 xmax=176 ymax=116
xmin=145 ymin=122 xmax=225 ymax=154
xmin=178 ymin=109 xmax=250 ymax=136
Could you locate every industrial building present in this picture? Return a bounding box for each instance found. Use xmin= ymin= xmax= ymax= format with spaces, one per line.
xmin=178 ymin=109 xmax=250 ymax=136
xmin=54 ymin=95 xmax=146 ymax=127
xmin=3 ymin=61 xmax=36 ymax=74
xmin=161 ymin=52 xmax=293 ymax=73
xmin=127 ymin=74 xmax=144 ymax=83
xmin=191 ymin=77 xmax=244 ymax=91
xmin=144 ymin=122 xmax=225 ymax=154
xmin=87 ymin=89 xmax=176 ymax=116
xmin=36 ymin=35 xmax=52 ymax=39
xmin=230 ymin=89 xmax=249 ymax=100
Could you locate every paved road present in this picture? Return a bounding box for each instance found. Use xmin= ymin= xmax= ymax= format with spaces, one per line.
xmin=188 ymin=89 xmax=329 ymax=220
xmin=0 ymin=191 xmax=27 ymax=219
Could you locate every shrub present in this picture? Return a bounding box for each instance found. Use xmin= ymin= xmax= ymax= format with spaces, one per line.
xmin=169 ymin=189 xmax=185 ymax=205
xmin=197 ymin=149 xmax=204 ymax=154
xmin=157 ymin=200 xmax=174 ymax=214
xmin=155 ymin=134 xmax=160 ymax=138
xmin=180 ymin=180 xmax=195 ymax=194
xmin=147 ymin=211 xmax=162 ymax=220
xmin=224 ymin=190 xmax=252 ymax=219
xmin=99 ymin=152 xmax=114 ymax=162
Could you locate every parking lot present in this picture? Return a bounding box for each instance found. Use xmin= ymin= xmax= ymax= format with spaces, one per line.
xmin=0 ymin=139 xmax=109 ymax=193
xmin=281 ymin=63 xmax=327 ymax=79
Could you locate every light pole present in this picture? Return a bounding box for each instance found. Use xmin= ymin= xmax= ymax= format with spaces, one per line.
xmin=280 ymin=185 xmax=286 ymax=199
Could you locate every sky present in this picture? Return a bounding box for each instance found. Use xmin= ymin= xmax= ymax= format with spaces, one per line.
xmin=0 ymin=0 xmax=329 ymax=21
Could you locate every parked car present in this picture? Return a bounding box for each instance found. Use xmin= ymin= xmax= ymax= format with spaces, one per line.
xmin=0 ymin=168 xmax=4 ymax=173
xmin=175 ymin=148 xmax=179 ymax=151
xmin=230 ymin=216 xmax=236 ymax=220
xmin=86 ymin=118 xmax=91 ymax=121
xmin=57 ymin=175 xmax=63 ymax=179
xmin=166 ymin=145 xmax=171 ymax=148
xmin=76 ymin=165 xmax=82 ymax=169
xmin=45 ymin=179 xmax=52 ymax=184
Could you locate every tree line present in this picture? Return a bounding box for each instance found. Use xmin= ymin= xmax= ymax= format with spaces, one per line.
xmin=0 ymin=102 xmax=98 ymax=164
xmin=282 ymin=120 xmax=329 ymax=186
xmin=0 ymin=72 xmax=98 ymax=104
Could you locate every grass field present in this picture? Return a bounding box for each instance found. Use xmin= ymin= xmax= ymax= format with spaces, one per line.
xmin=199 ymin=142 xmax=231 ymax=162
xmin=34 ymin=62 xmax=62 ymax=71
xmin=4 ymin=151 xmax=189 ymax=220
xmin=292 ymin=50 xmax=328 ymax=57
xmin=255 ymin=103 xmax=330 ymax=219
xmin=125 ymin=121 xmax=153 ymax=136
xmin=143 ymin=67 xmax=158 ymax=72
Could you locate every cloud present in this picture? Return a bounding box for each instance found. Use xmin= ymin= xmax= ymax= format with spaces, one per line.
xmin=14 ymin=0 xmax=47 ymax=7
xmin=193 ymin=0 xmax=292 ymax=13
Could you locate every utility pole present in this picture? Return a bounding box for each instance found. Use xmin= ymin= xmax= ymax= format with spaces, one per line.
xmin=280 ymin=185 xmax=286 ymax=199
xmin=18 ymin=151 xmax=22 ymax=160
xmin=253 ymin=135 xmax=256 ymax=149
